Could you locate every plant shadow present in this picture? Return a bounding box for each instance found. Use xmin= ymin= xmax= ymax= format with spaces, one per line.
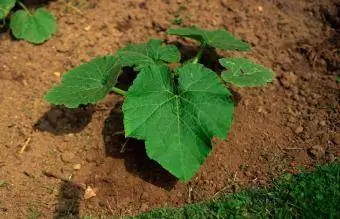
xmin=34 ymin=105 xmax=94 ymax=135
xmin=21 ymin=0 xmax=56 ymax=7
xmin=54 ymin=181 xmax=83 ymax=219
xmin=170 ymin=41 xmax=224 ymax=73
xmin=102 ymin=102 xmax=178 ymax=190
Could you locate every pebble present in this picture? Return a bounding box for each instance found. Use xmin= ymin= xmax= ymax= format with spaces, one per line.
xmin=84 ymin=25 xmax=92 ymax=31
xmin=53 ymin=72 xmax=61 ymax=79
xmin=73 ymin=164 xmax=81 ymax=170
xmin=61 ymin=151 xmax=75 ymax=163
xmin=84 ymin=186 xmax=96 ymax=200
xmin=294 ymin=126 xmax=304 ymax=134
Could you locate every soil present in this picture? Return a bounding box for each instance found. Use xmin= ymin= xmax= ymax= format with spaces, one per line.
xmin=0 ymin=0 xmax=339 ymax=218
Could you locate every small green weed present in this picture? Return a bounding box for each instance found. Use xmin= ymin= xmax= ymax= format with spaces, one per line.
xmin=0 ymin=180 xmax=8 ymax=187
xmin=28 ymin=203 xmax=40 ymax=219
xmin=172 ymin=15 xmax=183 ymax=25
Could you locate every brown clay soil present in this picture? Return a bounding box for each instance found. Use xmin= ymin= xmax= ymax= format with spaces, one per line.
xmin=0 ymin=0 xmax=339 ymax=218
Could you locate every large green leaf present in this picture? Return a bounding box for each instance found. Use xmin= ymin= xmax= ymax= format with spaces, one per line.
xmin=117 ymin=39 xmax=180 ymax=69
xmin=45 ymin=56 xmax=121 ymax=108
xmin=220 ymin=58 xmax=275 ymax=87
xmin=0 ymin=0 xmax=15 ymax=19
xmin=168 ymin=27 xmax=250 ymax=51
xmin=10 ymin=8 xmax=57 ymax=44
xmin=123 ymin=63 xmax=234 ymax=180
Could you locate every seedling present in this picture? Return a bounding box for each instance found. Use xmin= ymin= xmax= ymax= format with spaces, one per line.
xmin=0 ymin=0 xmax=57 ymax=44
xmin=45 ymin=26 xmax=275 ymax=181
xmin=172 ymin=15 xmax=183 ymax=25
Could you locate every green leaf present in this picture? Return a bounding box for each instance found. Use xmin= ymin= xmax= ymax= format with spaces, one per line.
xmin=123 ymin=63 xmax=234 ymax=180
xmin=0 ymin=0 xmax=15 ymax=19
xmin=10 ymin=8 xmax=57 ymax=44
xmin=220 ymin=58 xmax=275 ymax=87
xmin=168 ymin=27 xmax=250 ymax=51
xmin=45 ymin=56 xmax=121 ymax=108
xmin=117 ymin=39 xmax=180 ymax=69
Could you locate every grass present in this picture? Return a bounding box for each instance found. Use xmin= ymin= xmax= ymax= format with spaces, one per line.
xmin=132 ymin=161 xmax=340 ymax=219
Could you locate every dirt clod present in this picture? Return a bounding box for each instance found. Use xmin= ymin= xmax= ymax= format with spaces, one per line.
xmin=280 ymin=72 xmax=298 ymax=89
xmin=61 ymin=151 xmax=75 ymax=163
xmin=73 ymin=164 xmax=82 ymax=170
xmin=308 ymin=145 xmax=325 ymax=159
xmin=294 ymin=126 xmax=304 ymax=134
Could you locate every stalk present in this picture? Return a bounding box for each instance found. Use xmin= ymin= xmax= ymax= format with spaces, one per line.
xmin=111 ymin=87 xmax=126 ymax=96
xmin=192 ymin=44 xmax=206 ymax=64
xmin=17 ymin=1 xmax=32 ymax=16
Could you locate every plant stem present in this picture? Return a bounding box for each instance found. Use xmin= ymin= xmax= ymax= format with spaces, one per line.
xmin=192 ymin=44 xmax=206 ymax=64
xmin=111 ymin=87 xmax=126 ymax=96
xmin=17 ymin=1 xmax=32 ymax=15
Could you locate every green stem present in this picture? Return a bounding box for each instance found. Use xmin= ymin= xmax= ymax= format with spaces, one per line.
xmin=192 ymin=44 xmax=206 ymax=64
xmin=17 ymin=1 xmax=32 ymax=16
xmin=111 ymin=87 xmax=126 ymax=96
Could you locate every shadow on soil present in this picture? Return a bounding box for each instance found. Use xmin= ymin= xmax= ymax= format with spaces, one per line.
xmin=102 ymin=104 xmax=178 ymax=190
xmin=34 ymin=106 xmax=95 ymax=135
xmin=54 ymin=181 xmax=84 ymax=219
xmin=171 ymin=42 xmax=224 ymax=73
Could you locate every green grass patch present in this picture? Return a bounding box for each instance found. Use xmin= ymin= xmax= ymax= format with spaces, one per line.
xmin=133 ymin=162 xmax=340 ymax=219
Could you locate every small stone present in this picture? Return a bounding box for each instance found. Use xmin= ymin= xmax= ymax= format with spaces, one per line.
xmin=84 ymin=25 xmax=92 ymax=31
xmin=55 ymin=42 xmax=69 ymax=53
xmin=243 ymin=99 xmax=250 ymax=106
xmin=294 ymin=126 xmax=304 ymax=134
xmin=84 ymin=186 xmax=96 ymax=200
xmin=22 ymin=80 xmax=28 ymax=86
xmin=53 ymin=72 xmax=61 ymax=79
xmin=308 ymin=145 xmax=325 ymax=159
xmin=257 ymin=106 xmax=264 ymax=113
xmin=258 ymin=6 xmax=263 ymax=11
xmin=73 ymin=164 xmax=81 ymax=170
xmin=61 ymin=151 xmax=75 ymax=163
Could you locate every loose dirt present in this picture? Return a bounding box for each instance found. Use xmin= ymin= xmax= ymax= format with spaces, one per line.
xmin=0 ymin=0 xmax=339 ymax=218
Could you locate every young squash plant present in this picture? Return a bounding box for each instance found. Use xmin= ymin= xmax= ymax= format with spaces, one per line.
xmin=45 ymin=27 xmax=275 ymax=181
xmin=0 ymin=0 xmax=57 ymax=44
